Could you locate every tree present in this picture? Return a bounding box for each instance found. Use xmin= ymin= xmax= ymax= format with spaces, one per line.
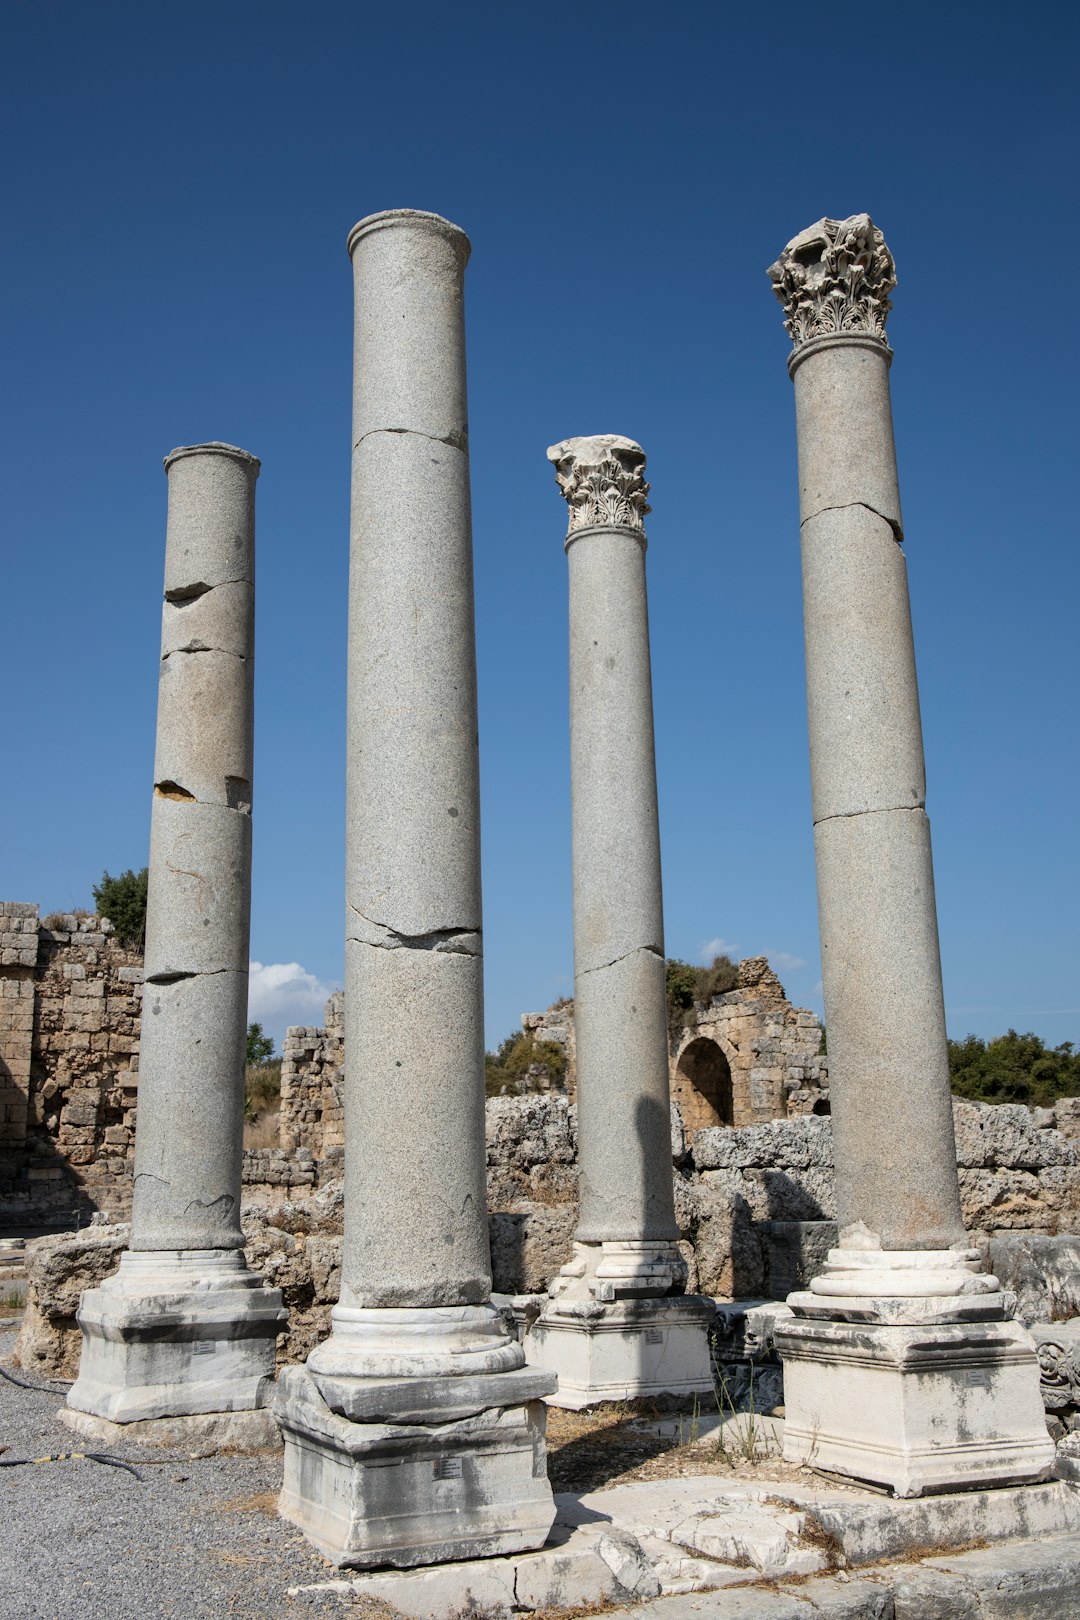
xmin=246 ymin=1022 xmax=275 ymax=1065
xmin=93 ymin=867 xmax=148 ymax=948
xmin=948 ymin=1030 xmax=1080 ymax=1108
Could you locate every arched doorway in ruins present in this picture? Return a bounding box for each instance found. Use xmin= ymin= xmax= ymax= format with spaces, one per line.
xmin=671 ymin=1036 xmax=734 ymax=1137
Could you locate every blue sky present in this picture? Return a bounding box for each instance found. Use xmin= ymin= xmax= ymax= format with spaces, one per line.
xmin=4 ymin=1 xmax=1077 ymax=1054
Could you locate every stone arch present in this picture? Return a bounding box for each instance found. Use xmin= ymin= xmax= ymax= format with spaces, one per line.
xmin=672 ymin=1036 xmax=734 ymax=1136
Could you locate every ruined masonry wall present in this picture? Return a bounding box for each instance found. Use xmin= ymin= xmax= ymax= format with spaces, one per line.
xmin=0 ymin=902 xmax=320 ymax=1222
xmin=277 ymin=989 xmax=344 ymax=1163
xmin=522 ymin=956 xmax=827 ymax=1128
xmin=0 ymin=904 xmax=142 ymax=1221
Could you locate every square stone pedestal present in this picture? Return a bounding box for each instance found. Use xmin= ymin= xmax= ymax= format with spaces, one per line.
xmin=525 ymin=1296 xmax=716 ymax=1410
xmin=775 ymin=1314 xmax=1056 ymax=1497
xmin=274 ymin=1362 xmax=558 ymax=1568
xmin=66 ymin=1248 xmax=286 ymax=1426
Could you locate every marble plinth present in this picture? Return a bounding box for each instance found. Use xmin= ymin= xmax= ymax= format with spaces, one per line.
xmin=776 ymin=1313 xmax=1055 ymax=1497
xmin=526 ymin=1295 xmax=716 ymax=1410
xmin=66 ymin=1248 xmax=285 ymax=1424
xmin=275 ymin=1362 xmax=557 ymax=1568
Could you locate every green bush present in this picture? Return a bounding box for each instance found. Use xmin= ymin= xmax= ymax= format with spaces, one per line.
xmin=93 ymin=867 xmax=149 ymax=949
xmin=485 ymin=1031 xmax=567 ymax=1097
xmin=948 ymin=1030 xmax=1080 ymax=1108
xmin=666 ymin=954 xmax=740 ymax=1034
xmin=244 ymin=1058 xmax=282 ymax=1121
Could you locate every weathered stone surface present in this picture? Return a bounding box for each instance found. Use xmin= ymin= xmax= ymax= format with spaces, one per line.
xmin=61 ymin=1402 xmax=280 ymax=1452
xmin=988 ymin=1233 xmax=1080 ymax=1323
xmin=953 ymin=1098 xmax=1076 ymax=1170
xmin=777 ymin=1314 xmax=1055 ymax=1496
xmin=684 ymin=1180 xmax=765 ymax=1299
xmin=489 ymin=1205 xmax=577 ymax=1295
xmin=813 ymin=805 xmax=964 ymax=1249
xmin=67 ymin=1247 xmax=285 ymax=1422
xmin=275 ymin=1362 xmax=554 ymax=1568
xmin=15 ymin=1224 xmax=128 ymax=1377
xmin=486 ymin=1092 xmax=577 ymax=1208
xmin=693 ymin=1115 xmax=833 ymax=1172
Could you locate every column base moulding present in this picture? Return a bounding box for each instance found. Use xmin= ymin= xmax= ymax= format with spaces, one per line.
xmin=525 ymin=1295 xmax=716 ymax=1410
xmin=66 ymin=1248 xmax=285 ymax=1426
xmin=775 ymin=1314 xmax=1056 ymax=1498
xmin=274 ymin=1362 xmax=558 ymax=1569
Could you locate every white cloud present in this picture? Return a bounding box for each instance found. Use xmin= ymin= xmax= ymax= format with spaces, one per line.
xmin=765 ymin=950 xmax=808 ymax=972
xmin=248 ymin=961 xmax=338 ymax=1036
xmin=700 ymin=937 xmax=739 ymax=963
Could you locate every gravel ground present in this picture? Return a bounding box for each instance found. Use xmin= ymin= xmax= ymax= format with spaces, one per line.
xmin=0 ymin=1327 xmax=375 ymax=1620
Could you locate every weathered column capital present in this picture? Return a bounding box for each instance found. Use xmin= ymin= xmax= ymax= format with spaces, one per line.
xmin=546 ymin=434 xmax=650 ymax=541
xmin=767 ymin=214 xmax=895 ymax=365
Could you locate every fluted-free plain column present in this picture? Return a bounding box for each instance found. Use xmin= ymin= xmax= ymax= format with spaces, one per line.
xmin=525 ymin=436 xmax=713 ymax=1408
xmin=767 ymin=216 xmax=1052 ymax=1495
xmin=67 ymin=444 xmax=284 ymax=1437
xmin=275 ymin=211 xmax=555 ymax=1569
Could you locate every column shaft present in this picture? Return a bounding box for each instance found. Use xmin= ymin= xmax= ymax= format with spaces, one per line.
xmin=341 ymin=210 xmax=489 ymax=1310
xmin=131 ymin=443 xmax=258 ymax=1252
xmin=564 ymin=508 xmax=678 ymax=1244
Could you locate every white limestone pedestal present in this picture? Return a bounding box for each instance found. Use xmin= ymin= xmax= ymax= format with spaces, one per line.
xmin=774 ymin=1248 xmax=1055 ymax=1497
xmin=65 ymin=1249 xmax=285 ymax=1426
xmin=275 ymin=1304 xmax=557 ymax=1568
xmin=526 ymin=1241 xmax=715 ymax=1410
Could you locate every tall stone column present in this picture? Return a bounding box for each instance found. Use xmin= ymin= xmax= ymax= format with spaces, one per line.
xmin=67 ymin=444 xmax=284 ymax=1443
xmin=767 ymin=217 xmax=1053 ymax=1495
xmin=275 ymin=210 xmax=556 ymax=1569
xmin=525 ymin=436 xmax=713 ymax=1408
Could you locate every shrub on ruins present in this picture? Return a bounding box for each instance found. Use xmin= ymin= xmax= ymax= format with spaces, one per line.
xmin=92 ymin=866 xmax=148 ymax=948
xmin=244 ymin=1023 xmax=281 ymax=1121
xmin=485 ymin=1030 xmax=567 ymax=1097
xmin=948 ymin=1030 xmax=1080 ymax=1108
xmin=666 ymin=954 xmax=740 ymax=1034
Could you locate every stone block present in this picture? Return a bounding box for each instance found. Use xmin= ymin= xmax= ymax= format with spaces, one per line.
xmin=987 ymin=1233 xmax=1080 ymax=1324
xmin=525 ymin=1295 xmax=715 ymax=1409
xmin=67 ymin=1248 xmax=285 ymax=1424
xmin=489 ymin=1204 xmax=577 ymax=1294
xmin=760 ymin=1220 xmax=838 ymax=1298
xmin=693 ymin=1116 xmax=833 ymax=1172
xmin=275 ymin=1362 xmax=555 ymax=1568
xmin=776 ymin=1315 xmax=1055 ymax=1496
xmin=953 ymin=1099 xmax=1075 ymax=1171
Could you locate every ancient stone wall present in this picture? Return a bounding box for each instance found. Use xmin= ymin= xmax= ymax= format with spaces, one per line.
xmin=0 ymin=902 xmax=342 ymax=1223
xmin=277 ymin=989 xmax=344 ymax=1165
xmin=0 ymin=905 xmax=142 ymax=1223
xmin=519 ymin=957 xmax=827 ymax=1134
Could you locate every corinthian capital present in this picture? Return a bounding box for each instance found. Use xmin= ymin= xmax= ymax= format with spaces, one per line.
xmin=547 ymin=435 xmax=650 ymax=536
xmin=767 ymin=214 xmax=895 ymax=351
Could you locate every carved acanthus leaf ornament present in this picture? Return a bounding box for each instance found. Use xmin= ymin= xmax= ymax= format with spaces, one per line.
xmin=767 ymin=214 xmax=896 ymax=350
xmin=547 ymin=435 xmax=650 ymax=535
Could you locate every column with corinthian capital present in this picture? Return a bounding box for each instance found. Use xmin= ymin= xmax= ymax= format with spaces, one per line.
xmin=524 ymin=434 xmax=714 ymax=1408
xmin=766 ymin=215 xmax=1053 ymax=1495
